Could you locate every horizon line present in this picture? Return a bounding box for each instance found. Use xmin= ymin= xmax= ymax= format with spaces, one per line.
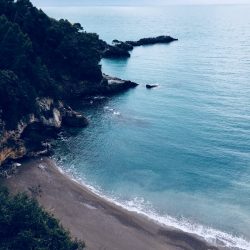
xmin=39 ymin=3 xmax=250 ymax=8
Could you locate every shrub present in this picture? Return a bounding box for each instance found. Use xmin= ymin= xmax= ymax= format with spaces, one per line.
xmin=0 ymin=187 xmax=85 ymax=250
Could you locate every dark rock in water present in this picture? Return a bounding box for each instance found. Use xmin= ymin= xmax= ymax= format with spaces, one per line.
xmin=62 ymin=110 xmax=89 ymax=128
xmin=146 ymin=84 xmax=159 ymax=89
xmin=101 ymin=36 xmax=178 ymax=59
xmin=66 ymin=74 xmax=140 ymax=97
xmin=126 ymin=36 xmax=178 ymax=47
xmin=101 ymin=74 xmax=139 ymax=94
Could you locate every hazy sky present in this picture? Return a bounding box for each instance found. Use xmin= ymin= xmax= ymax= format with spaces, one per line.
xmin=31 ymin=0 xmax=250 ymax=7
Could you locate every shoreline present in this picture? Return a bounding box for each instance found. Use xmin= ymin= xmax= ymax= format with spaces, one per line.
xmin=2 ymin=157 xmax=221 ymax=250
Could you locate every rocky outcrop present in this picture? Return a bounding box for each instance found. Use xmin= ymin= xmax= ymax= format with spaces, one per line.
xmin=101 ymin=35 xmax=178 ymax=59
xmin=126 ymin=35 xmax=178 ymax=46
xmin=61 ymin=107 xmax=89 ymax=128
xmin=101 ymin=74 xmax=138 ymax=94
xmin=0 ymin=98 xmax=88 ymax=166
xmin=66 ymin=74 xmax=139 ymax=97
xmin=0 ymin=140 xmax=26 ymax=167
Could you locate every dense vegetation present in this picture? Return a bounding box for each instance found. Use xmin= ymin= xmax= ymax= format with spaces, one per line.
xmin=0 ymin=187 xmax=85 ymax=250
xmin=0 ymin=0 xmax=102 ymax=129
xmin=0 ymin=2 xmax=102 ymax=247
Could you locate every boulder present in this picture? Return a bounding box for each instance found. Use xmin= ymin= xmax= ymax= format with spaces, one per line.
xmin=146 ymin=84 xmax=159 ymax=89
xmin=62 ymin=111 xmax=89 ymax=128
xmin=101 ymin=74 xmax=138 ymax=94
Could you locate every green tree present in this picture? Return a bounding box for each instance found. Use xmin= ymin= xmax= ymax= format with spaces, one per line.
xmin=0 ymin=15 xmax=32 ymax=74
xmin=0 ymin=187 xmax=85 ymax=250
xmin=0 ymin=0 xmax=104 ymax=127
xmin=0 ymin=70 xmax=35 ymax=129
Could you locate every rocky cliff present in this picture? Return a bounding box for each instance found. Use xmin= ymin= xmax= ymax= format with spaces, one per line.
xmin=0 ymin=98 xmax=86 ymax=166
xmin=0 ymin=75 xmax=138 ymax=167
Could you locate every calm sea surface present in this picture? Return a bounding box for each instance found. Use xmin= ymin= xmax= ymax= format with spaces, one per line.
xmin=44 ymin=5 xmax=250 ymax=249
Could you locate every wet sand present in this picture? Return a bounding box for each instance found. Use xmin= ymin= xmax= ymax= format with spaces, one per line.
xmin=2 ymin=157 xmax=219 ymax=250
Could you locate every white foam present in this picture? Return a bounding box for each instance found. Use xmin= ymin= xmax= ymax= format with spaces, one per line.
xmin=104 ymin=106 xmax=114 ymax=111
xmin=53 ymin=162 xmax=250 ymax=250
xmin=116 ymin=197 xmax=250 ymax=250
xmin=104 ymin=106 xmax=121 ymax=116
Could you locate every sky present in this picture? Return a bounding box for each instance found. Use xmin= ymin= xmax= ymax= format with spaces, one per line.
xmin=31 ymin=0 xmax=250 ymax=7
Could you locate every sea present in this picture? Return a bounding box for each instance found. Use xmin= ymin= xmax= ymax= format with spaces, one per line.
xmin=44 ymin=4 xmax=250 ymax=249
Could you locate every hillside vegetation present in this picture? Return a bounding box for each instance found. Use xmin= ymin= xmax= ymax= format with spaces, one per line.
xmin=0 ymin=187 xmax=85 ymax=250
xmin=0 ymin=0 xmax=102 ymax=129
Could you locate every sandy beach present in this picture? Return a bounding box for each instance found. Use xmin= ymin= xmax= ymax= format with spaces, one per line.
xmin=2 ymin=158 xmax=219 ymax=250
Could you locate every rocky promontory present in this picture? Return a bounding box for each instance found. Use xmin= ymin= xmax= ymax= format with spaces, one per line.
xmin=101 ymin=74 xmax=138 ymax=94
xmin=126 ymin=35 xmax=178 ymax=46
xmin=101 ymin=35 xmax=178 ymax=58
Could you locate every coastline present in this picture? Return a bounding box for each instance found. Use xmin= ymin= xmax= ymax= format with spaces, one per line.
xmin=1 ymin=2 xmax=250 ymax=250
xmin=2 ymin=157 xmax=219 ymax=250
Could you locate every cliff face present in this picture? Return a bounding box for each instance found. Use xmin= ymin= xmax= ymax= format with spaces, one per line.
xmin=0 ymin=98 xmax=88 ymax=166
xmin=0 ymin=74 xmax=138 ymax=167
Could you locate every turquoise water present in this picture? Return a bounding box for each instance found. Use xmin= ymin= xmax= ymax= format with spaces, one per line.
xmin=45 ymin=5 xmax=250 ymax=249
